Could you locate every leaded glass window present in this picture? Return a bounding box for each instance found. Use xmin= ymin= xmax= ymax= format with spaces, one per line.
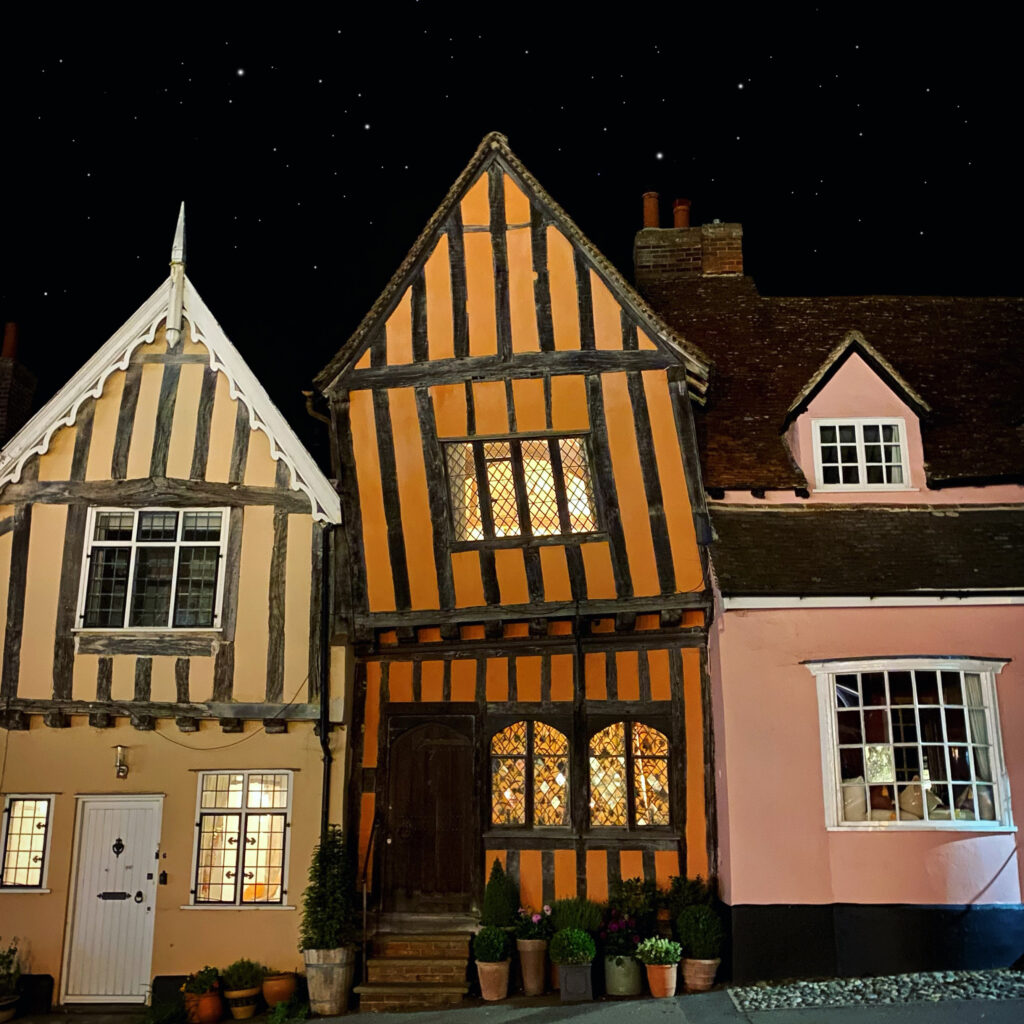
xmin=490 ymin=721 xmax=569 ymax=827
xmin=445 ymin=435 xmax=597 ymax=543
xmin=590 ymin=722 xmax=670 ymax=828
xmin=79 ymin=507 xmax=228 ymax=629
xmin=193 ymin=771 xmax=291 ymax=905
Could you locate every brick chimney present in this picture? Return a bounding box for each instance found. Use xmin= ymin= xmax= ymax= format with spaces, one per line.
xmin=0 ymin=323 xmax=38 ymax=447
xmin=633 ymin=198 xmax=744 ymax=293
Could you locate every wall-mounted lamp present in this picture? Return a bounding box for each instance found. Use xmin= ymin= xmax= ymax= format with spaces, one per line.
xmin=114 ymin=745 xmax=129 ymax=779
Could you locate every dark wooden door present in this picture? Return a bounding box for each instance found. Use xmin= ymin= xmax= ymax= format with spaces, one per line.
xmin=382 ymin=722 xmax=475 ymax=913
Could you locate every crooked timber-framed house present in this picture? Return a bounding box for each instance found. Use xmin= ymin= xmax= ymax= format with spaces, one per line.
xmin=313 ymin=133 xmax=717 ymax=927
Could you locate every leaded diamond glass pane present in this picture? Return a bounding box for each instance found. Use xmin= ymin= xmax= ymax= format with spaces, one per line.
xmin=492 ymin=757 xmax=526 ymax=825
xmin=534 ymin=723 xmax=569 ymax=826
xmin=83 ymin=548 xmax=130 ymax=627
xmin=129 ymin=547 xmax=175 ymax=626
xmin=173 ymin=546 xmax=220 ymax=626
xmin=137 ymin=510 xmax=178 ymax=541
xmin=492 ymin=722 xmax=527 ymax=756
xmin=241 ymin=813 xmax=286 ymax=903
xmin=182 ymin=511 xmax=223 ymax=542
xmin=445 ymin=443 xmax=483 ymax=541
xmin=521 ymin=439 xmax=561 ymax=536
xmin=94 ymin=511 xmax=134 ymax=541
xmin=633 ymin=724 xmax=669 ymax=825
xmin=484 ymin=444 xmax=520 ymax=537
xmin=195 ymin=813 xmax=240 ymax=903
xmin=559 ymin=438 xmax=597 ymax=532
xmin=1 ymin=798 xmax=49 ymax=887
xmin=590 ymin=724 xmax=627 ymax=826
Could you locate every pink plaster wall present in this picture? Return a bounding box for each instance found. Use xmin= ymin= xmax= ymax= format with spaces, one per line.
xmin=711 ymin=604 xmax=1024 ymax=906
xmin=718 ymin=352 xmax=1024 ymax=504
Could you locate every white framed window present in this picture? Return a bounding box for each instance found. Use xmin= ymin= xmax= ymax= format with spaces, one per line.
xmin=812 ymin=418 xmax=909 ymax=490
xmin=190 ymin=771 xmax=292 ymax=906
xmin=76 ymin=507 xmax=229 ymax=630
xmin=807 ymin=657 xmax=1012 ymax=830
xmin=1 ymin=794 xmax=55 ymax=890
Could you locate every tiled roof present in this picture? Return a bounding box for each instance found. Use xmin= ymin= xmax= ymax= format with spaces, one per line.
xmin=642 ymin=277 xmax=1024 ymax=490
xmin=709 ymin=505 xmax=1024 ymax=595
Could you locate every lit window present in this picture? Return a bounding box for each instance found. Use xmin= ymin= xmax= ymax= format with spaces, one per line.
xmin=812 ymin=419 xmax=908 ymax=489
xmin=807 ymin=658 xmax=1011 ymax=829
xmin=191 ymin=771 xmax=291 ymax=905
xmin=78 ymin=508 xmax=228 ymax=629
xmin=491 ymin=721 xmax=569 ymax=826
xmin=1 ymin=795 xmax=54 ymax=890
xmin=445 ymin=435 xmax=597 ymax=543
xmin=589 ymin=722 xmax=670 ymax=827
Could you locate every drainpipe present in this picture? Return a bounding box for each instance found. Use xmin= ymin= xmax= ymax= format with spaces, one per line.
xmin=319 ymin=524 xmax=333 ymax=847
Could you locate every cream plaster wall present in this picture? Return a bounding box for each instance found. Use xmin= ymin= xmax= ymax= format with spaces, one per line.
xmin=711 ymin=604 xmax=1024 ymax=906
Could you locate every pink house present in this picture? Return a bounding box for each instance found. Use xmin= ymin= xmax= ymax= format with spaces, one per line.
xmin=635 ymin=207 xmax=1024 ymax=981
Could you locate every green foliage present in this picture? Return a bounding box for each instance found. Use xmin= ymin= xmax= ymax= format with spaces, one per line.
xmin=221 ymin=958 xmax=264 ymax=991
xmin=142 ymin=1002 xmax=187 ymax=1024
xmin=299 ymin=825 xmax=358 ymax=951
xmin=608 ymin=876 xmax=658 ymax=934
xmin=181 ymin=966 xmax=220 ymax=995
xmin=550 ymin=897 xmax=603 ymax=934
xmin=268 ymin=994 xmax=309 ymax=1024
xmin=0 ymin=937 xmax=18 ymax=997
xmin=480 ymin=859 xmax=518 ymax=928
xmin=635 ymin=937 xmax=682 ymax=965
xmin=513 ymin=905 xmax=553 ymax=940
xmin=676 ymin=904 xmax=723 ymax=960
xmin=472 ymin=926 xmax=511 ymax=963
xmin=549 ymin=928 xmax=596 ymax=965
xmin=666 ymin=874 xmax=714 ymax=923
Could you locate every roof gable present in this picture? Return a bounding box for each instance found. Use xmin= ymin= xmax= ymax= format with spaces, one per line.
xmin=0 ymin=276 xmax=340 ymax=523
xmin=314 ymin=132 xmax=710 ymax=396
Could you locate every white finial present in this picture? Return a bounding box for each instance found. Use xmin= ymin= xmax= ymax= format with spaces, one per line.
xmin=166 ymin=202 xmax=186 ymax=348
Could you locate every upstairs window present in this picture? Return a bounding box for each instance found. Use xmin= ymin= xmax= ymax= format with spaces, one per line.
xmin=812 ymin=419 xmax=908 ymax=490
xmin=444 ymin=435 xmax=598 ymax=544
xmin=78 ymin=508 xmax=229 ymax=630
xmin=490 ymin=721 xmax=570 ymax=827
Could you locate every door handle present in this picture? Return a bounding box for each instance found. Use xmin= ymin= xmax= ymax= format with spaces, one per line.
xmin=134 ymin=891 xmax=144 ymax=903
xmin=97 ymin=891 xmax=132 ymax=900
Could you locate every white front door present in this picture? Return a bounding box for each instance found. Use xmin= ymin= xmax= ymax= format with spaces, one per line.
xmin=63 ymin=796 xmax=163 ymax=1003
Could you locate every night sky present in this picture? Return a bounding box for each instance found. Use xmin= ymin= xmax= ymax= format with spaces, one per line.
xmin=2 ymin=10 xmax=1018 ymax=461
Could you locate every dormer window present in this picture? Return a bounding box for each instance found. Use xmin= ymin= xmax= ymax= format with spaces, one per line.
xmin=812 ymin=419 xmax=909 ymax=490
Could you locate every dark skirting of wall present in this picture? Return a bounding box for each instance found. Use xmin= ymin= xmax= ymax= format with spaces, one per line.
xmin=728 ymin=903 xmax=1024 ymax=984
xmin=17 ymin=974 xmax=54 ymax=1015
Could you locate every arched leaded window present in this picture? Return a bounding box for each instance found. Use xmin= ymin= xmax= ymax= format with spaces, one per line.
xmin=491 ymin=721 xmax=569 ymax=827
xmin=589 ymin=722 xmax=670 ymax=827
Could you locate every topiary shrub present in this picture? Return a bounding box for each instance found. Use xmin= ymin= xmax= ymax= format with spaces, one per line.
xmin=676 ymin=904 xmax=723 ymax=960
xmin=666 ymin=874 xmax=714 ymax=924
xmin=635 ymin=937 xmax=682 ymax=965
xmin=549 ymin=928 xmax=596 ymax=965
xmin=221 ymin=959 xmax=264 ymax=991
xmin=299 ymin=825 xmax=358 ymax=951
xmin=480 ymin=859 xmax=518 ymax=928
xmin=550 ymin=897 xmax=603 ymax=934
xmin=473 ymin=926 xmax=511 ymax=963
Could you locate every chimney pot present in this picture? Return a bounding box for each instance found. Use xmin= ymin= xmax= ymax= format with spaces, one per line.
xmin=642 ymin=192 xmax=660 ymax=228
xmin=2 ymin=322 xmax=18 ymax=360
xmin=673 ymin=199 xmax=691 ymax=228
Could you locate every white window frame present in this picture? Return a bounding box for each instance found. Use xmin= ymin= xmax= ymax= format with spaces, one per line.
xmin=806 ymin=657 xmax=1013 ymax=832
xmin=75 ymin=507 xmax=230 ymax=631
xmin=188 ymin=770 xmax=293 ymax=908
xmin=1 ymin=793 xmax=56 ymax=892
xmin=811 ymin=417 xmax=912 ymax=491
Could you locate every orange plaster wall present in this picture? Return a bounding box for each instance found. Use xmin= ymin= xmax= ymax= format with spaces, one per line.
xmin=430 ymin=383 xmax=468 ymax=437
xmin=511 ymin=378 xmax=546 ymax=431
xmin=518 ymin=850 xmax=543 ymax=910
xmin=461 ymin=174 xmax=490 ymax=225
xmin=486 ymin=658 xmax=508 ymax=702
xmin=620 ymin=849 xmax=645 ymax=883
xmin=18 ymin=504 xmax=66 ymax=698
xmin=385 ymin=289 xmax=413 ymax=366
xmin=554 ymin=849 xmax=577 ymax=898
xmin=647 ymin=649 xmax=671 ymax=701
xmin=538 ymin=546 xmax=572 ymax=602
xmin=451 ymin=550 xmax=485 ymax=607
xmin=471 ymin=380 xmax=508 ymax=434
xmin=503 ymin=174 xmax=531 ymax=223
xmin=516 ymin=657 xmax=542 ymax=702
xmin=494 ymin=548 xmax=528 ymax=605
xmin=389 ymin=661 xmax=413 ymax=702
xmin=585 ymin=653 xmax=606 ymax=700
xmin=451 ymin=659 xmax=477 ymax=702
xmin=232 ymin=505 xmax=273 ymax=702
xmin=616 ymin=650 xmax=640 ymax=701
xmin=363 ymin=664 xmax=381 ymax=767
xmin=547 ymin=227 xmax=579 ymax=350
xmin=125 ymin=363 xmax=162 ymax=478
xmin=590 ymin=272 xmax=623 ymax=351
xmin=586 ymin=850 xmax=609 ymax=902
xmin=204 ymin=373 xmax=237 ymax=484
xmin=85 ymin=374 xmax=124 ymax=481
xmin=549 ymin=375 xmax=589 ymax=431
xmin=550 ymin=654 xmax=574 ymax=702
xmin=464 ymin=232 xmax=498 ymax=357
xmin=580 ymin=541 xmax=616 ymax=600
xmin=507 ymin=228 xmax=540 ymax=353
xmin=425 ymin=235 xmax=455 ymax=361
xmin=421 ymin=661 xmax=445 ymax=702
xmin=164 ymin=362 xmax=205 ymax=480
xmin=37 ymin=421 xmax=76 ymax=481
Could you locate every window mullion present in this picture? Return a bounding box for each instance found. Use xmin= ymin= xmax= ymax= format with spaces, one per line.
xmin=624 ymin=724 xmax=637 ymax=831
xmin=524 ymin=721 xmax=535 ymax=826
xmin=547 ymin=439 xmax=573 ymax=534
xmin=122 ymin=515 xmax=140 ymax=628
xmin=509 ymin=440 xmax=533 ymax=540
xmin=167 ymin=529 xmax=183 ymax=629
xmin=856 ymin=423 xmax=868 ymax=487
xmin=472 ymin=443 xmax=496 ymax=540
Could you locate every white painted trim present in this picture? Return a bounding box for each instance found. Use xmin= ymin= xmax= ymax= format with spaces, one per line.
xmin=803 ymin=656 xmax=1009 ymax=674
xmin=0 ymin=793 xmax=56 ymax=890
xmin=812 ymin=416 xmax=911 ymax=492
xmin=0 ymin=275 xmax=340 ymax=524
xmin=723 ymin=595 xmax=1024 ymax=610
xmin=178 ymin=904 xmax=297 ymax=911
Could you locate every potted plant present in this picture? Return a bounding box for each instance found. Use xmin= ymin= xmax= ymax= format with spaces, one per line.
xmin=480 ymin=860 xmax=518 ymax=928
xmin=181 ymin=966 xmax=223 ymax=1024
xmin=221 ymin=960 xmax=263 ymax=1020
xmin=299 ymin=825 xmax=358 ymax=1016
xmin=599 ymin=907 xmax=642 ymax=997
xmin=513 ymin=905 xmax=552 ymax=996
xmin=472 ymin=927 xmax=511 ymax=1001
xmin=676 ymin=904 xmax=723 ymax=992
xmin=261 ymin=968 xmax=297 ymax=1009
xmin=0 ymin=938 xmax=19 ymax=1024
xmin=549 ymin=928 xmax=595 ymax=1002
xmin=549 ymin=897 xmax=602 ymax=988
xmin=635 ymin=937 xmax=682 ymax=998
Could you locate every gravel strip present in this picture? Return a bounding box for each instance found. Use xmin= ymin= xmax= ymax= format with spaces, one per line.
xmin=729 ymin=968 xmax=1024 ymax=1012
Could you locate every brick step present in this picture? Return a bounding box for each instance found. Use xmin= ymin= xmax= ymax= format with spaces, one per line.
xmin=366 ymin=956 xmax=468 ymax=985
xmin=354 ymin=981 xmax=468 ymax=1012
xmin=372 ymin=931 xmax=472 ymax=959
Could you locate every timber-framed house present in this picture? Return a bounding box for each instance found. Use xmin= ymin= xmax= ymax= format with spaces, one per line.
xmin=315 ymin=133 xmax=715 ymax=924
xmin=0 ymin=211 xmax=343 ymax=1007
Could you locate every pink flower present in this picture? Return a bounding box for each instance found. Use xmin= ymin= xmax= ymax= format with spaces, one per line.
xmin=542 ymin=905 xmax=551 ymax=914
xmin=532 ymin=913 xmax=541 ymax=923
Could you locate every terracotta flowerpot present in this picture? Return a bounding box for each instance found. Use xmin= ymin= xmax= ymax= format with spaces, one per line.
xmin=0 ymin=994 xmax=19 ymax=1024
xmin=603 ymin=954 xmax=642 ymax=996
xmin=262 ymin=973 xmax=297 ymax=1008
xmin=196 ymin=992 xmax=224 ymax=1023
xmin=476 ymin=959 xmax=510 ymax=1001
xmin=645 ymin=962 xmax=678 ymax=998
xmin=682 ymin=957 xmax=720 ymax=992
xmin=223 ymin=987 xmax=260 ymax=1020
xmin=516 ymin=938 xmax=547 ymax=996
xmin=557 ymin=962 xmax=593 ymax=1002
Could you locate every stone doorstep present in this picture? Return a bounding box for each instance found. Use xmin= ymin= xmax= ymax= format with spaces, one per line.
xmin=354 ymin=981 xmax=468 ymax=1011
xmin=366 ymin=956 xmax=468 ymax=984
xmin=372 ymin=931 xmax=472 ymax=959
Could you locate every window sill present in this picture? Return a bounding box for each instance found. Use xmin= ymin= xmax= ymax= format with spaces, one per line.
xmin=452 ymin=533 xmax=605 ymax=552
xmin=0 ymin=887 xmax=51 ymax=894
xmin=812 ymin=486 xmax=919 ymax=494
xmin=75 ymin=632 xmax=221 ymax=656
xmin=181 ymin=904 xmax=296 ymax=911
xmin=827 ymin=823 xmax=1017 ymax=834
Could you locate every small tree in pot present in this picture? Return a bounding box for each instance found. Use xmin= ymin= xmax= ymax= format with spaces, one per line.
xmin=676 ymin=904 xmax=723 ymax=992
xmin=221 ymin=960 xmax=264 ymax=1020
xmin=513 ymin=905 xmax=552 ymax=996
xmin=549 ymin=928 xmax=596 ymax=1002
xmin=635 ymin=937 xmax=682 ymax=998
xmin=473 ymin=927 xmax=511 ymax=1001
xmin=299 ymin=826 xmax=358 ymax=1015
